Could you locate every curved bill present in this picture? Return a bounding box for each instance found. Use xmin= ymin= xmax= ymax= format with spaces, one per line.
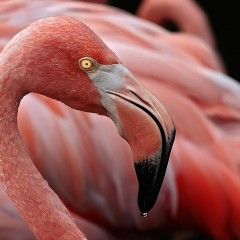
xmin=88 ymin=64 xmax=176 ymax=215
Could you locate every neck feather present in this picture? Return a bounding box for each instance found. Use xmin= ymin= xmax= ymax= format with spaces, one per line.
xmin=0 ymin=61 xmax=86 ymax=239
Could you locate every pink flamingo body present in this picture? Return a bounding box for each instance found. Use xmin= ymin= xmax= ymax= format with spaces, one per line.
xmin=1 ymin=1 xmax=240 ymax=240
xmin=0 ymin=13 xmax=175 ymax=240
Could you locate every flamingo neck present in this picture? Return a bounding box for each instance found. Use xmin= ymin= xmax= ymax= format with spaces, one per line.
xmin=0 ymin=72 xmax=86 ymax=239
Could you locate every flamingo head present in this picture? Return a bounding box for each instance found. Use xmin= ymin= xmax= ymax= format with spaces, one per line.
xmin=1 ymin=17 xmax=175 ymax=215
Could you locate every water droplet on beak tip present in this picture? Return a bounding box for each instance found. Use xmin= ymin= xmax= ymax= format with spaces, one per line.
xmin=141 ymin=212 xmax=147 ymax=217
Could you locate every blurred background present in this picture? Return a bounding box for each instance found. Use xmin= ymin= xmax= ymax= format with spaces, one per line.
xmin=109 ymin=0 xmax=240 ymax=81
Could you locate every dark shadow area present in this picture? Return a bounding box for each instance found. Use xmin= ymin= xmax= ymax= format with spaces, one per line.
xmin=196 ymin=0 xmax=240 ymax=81
xmin=109 ymin=0 xmax=140 ymax=13
xmin=162 ymin=20 xmax=180 ymax=32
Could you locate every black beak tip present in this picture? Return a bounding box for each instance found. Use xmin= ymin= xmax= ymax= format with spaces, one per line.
xmin=134 ymin=155 xmax=168 ymax=216
xmin=133 ymin=120 xmax=175 ymax=216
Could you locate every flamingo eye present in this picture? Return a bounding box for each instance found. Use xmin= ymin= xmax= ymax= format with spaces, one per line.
xmin=78 ymin=57 xmax=96 ymax=71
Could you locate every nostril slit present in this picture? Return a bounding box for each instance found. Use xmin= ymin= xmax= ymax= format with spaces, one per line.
xmin=129 ymin=90 xmax=152 ymax=109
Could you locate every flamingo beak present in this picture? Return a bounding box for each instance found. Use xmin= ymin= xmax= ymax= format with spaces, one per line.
xmin=88 ymin=64 xmax=175 ymax=215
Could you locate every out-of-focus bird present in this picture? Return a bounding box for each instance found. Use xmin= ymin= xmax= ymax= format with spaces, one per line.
xmin=137 ymin=0 xmax=215 ymax=47
xmin=100 ymin=0 xmax=225 ymax=72
xmin=1 ymin=1 xmax=240 ymax=240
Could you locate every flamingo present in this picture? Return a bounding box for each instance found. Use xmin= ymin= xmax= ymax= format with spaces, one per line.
xmin=1 ymin=1 xmax=240 ymax=239
xmin=137 ymin=0 xmax=215 ymax=46
xmin=0 ymin=14 xmax=175 ymax=239
xmin=106 ymin=0 xmax=225 ymax=71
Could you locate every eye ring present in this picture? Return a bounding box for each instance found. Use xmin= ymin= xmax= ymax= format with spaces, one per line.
xmin=78 ymin=57 xmax=97 ymax=72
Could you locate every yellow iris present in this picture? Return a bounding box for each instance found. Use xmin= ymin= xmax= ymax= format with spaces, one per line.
xmin=78 ymin=57 xmax=96 ymax=71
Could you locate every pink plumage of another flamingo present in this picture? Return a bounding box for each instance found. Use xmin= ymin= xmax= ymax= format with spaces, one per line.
xmin=1 ymin=1 xmax=240 ymax=240
xmin=137 ymin=0 xmax=216 ymax=47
